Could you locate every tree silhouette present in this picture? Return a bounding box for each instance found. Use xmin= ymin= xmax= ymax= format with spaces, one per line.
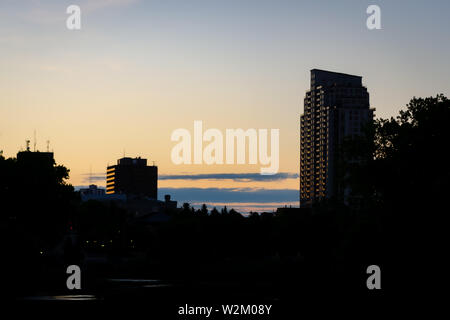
xmin=0 ymin=153 xmax=77 ymax=295
xmin=220 ymin=206 xmax=228 ymax=215
xmin=182 ymin=202 xmax=190 ymax=212
xmin=344 ymin=94 xmax=450 ymax=291
xmin=200 ymin=204 xmax=208 ymax=216
xmin=346 ymin=94 xmax=449 ymax=211
xmin=210 ymin=207 xmax=219 ymax=216
xmin=0 ymin=153 xmax=76 ymax=242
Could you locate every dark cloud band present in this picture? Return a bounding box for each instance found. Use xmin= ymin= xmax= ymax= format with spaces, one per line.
xmin=159 ymin=187 xmax=298 ymax=203
xmin=158 ymin=172 xmax=298 ymax=182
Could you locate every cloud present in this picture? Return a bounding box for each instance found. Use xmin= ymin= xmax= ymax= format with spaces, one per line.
xmin=73 ymin=185 xmax=298 ymax=212
xmin=80 ymin=173 xmax=105 ymax=183
xmin=79 ymin=172 xmax=298 ymax=184
xmin=20 ymin=0 xmax=140 ymax=25
xmin=74 ymin=183 xmax=298 ymax=203
xmin=73 ymin=186 xmax=298 ymax=203
xmin=159 ymin=172 xmax=299 ymax=182
xmin=159 ymin=187 xmax=298 ymax=203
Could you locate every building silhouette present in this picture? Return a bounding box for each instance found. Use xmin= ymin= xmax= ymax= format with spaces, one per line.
xmin=300 ymin=69 xmax=374 ymax=206
xmin=106 ymin=157 xmax=157 ymax=199
xmin=17 ymin=149 xmax=54 ymax=165
xmin=79 ymin=184 xmax=105 ymax=197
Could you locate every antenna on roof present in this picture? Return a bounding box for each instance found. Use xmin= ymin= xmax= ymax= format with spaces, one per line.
xmin=33 ymin=130 xmax=36 ymax=152
xmin=46 ymin=140 xmax=50 ymax=152
xmin=26 ymin=140 xmax=30 ymax=151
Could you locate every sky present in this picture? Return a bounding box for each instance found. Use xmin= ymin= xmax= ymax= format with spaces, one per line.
xmin=1 ymin=0 xmax=449 ymax=211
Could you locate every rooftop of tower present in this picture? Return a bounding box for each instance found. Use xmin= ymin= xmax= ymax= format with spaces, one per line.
xmin=310 ymin=69 xmax=362 ymax=88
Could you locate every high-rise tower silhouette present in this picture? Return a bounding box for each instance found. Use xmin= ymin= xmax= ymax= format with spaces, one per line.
xmin=300 ymin=69 xmax=374 ymax=206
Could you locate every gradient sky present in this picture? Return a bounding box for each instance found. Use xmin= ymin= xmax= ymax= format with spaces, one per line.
xmin=1 ymin=0 xmax=449 ymax=211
